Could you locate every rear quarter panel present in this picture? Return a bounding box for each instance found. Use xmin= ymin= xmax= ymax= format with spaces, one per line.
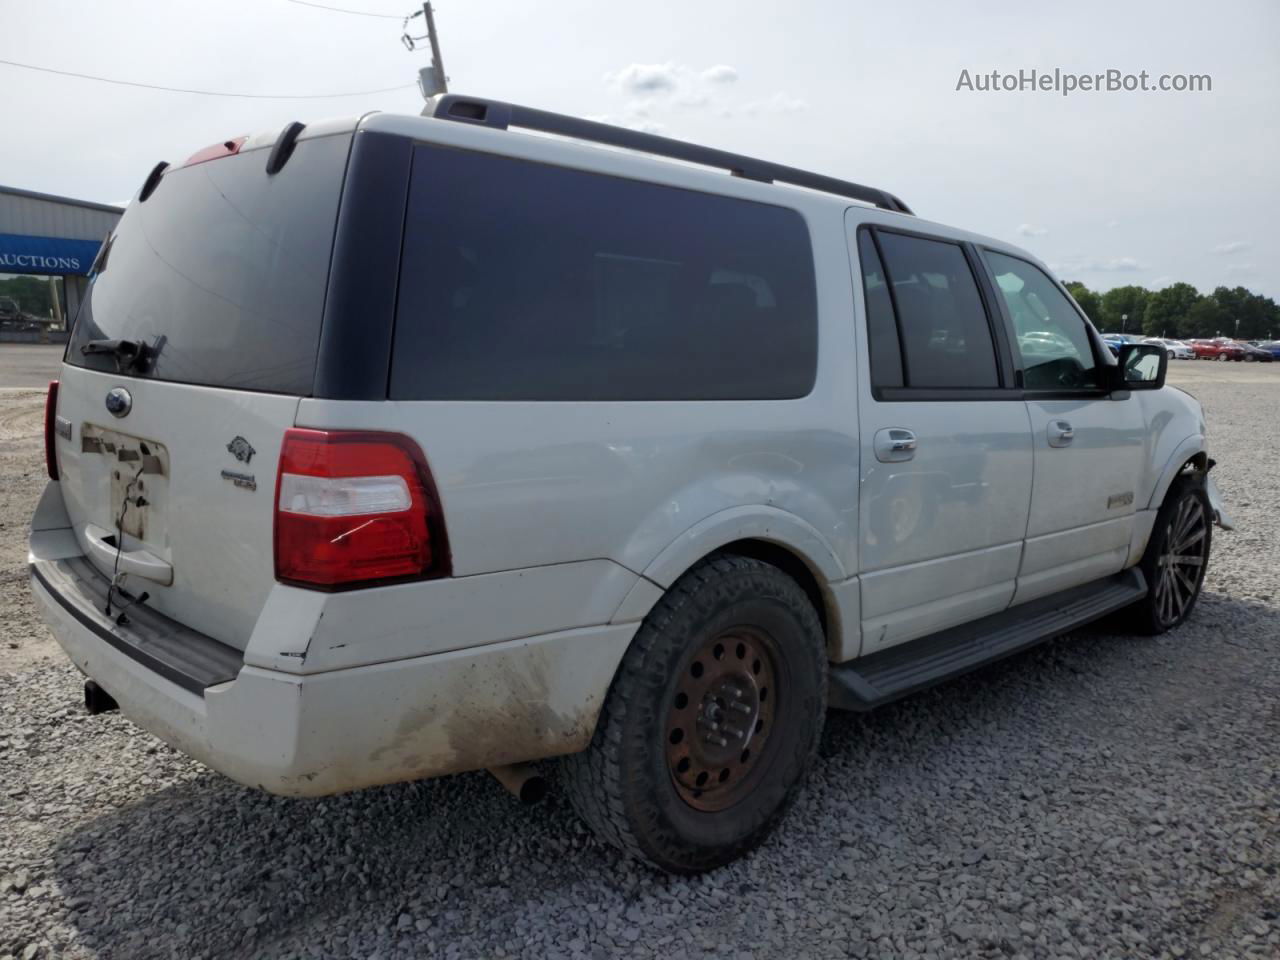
xmin=295 ymin=197 xmax=862 ymax=640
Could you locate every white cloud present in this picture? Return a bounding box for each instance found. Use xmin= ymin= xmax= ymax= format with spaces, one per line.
xmin=673 ymin=90 xmax=711 ymax=108
xmin=605 ymin=62 xmax=750 ymax=115
xmin=1055 ymin=255 xmax=1144 ymax=273
xmin=741 ymin=92 xmax=808 ymax=115
xmin=1224 ymin=263 xmax=1255 ymax=275
xmin=1212 ymin=240 xmax=1250 ymax=255
xmin=606 ymin=63 xmax=681 ymax=96
xmin=1088 ymin=256 xmax=1142 ymax=272
xmin=701 ymin=64 xmax=739 ymax=84
xmin=1150 ymin=276 xmax=1173 ymax=289
xmin=1017 ymin=223 xmax=1048 ymax=237
xmin=603 ymin=62 xmax=805 ymax=124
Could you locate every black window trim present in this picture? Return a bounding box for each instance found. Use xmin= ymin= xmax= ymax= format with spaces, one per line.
xmin=855 ymin=223 xmax=1019 ymax=402
xmin=974 ymin=244 xmax=1119 ymax=402
xmin=860 ymin=227 xmax=907 ymax=388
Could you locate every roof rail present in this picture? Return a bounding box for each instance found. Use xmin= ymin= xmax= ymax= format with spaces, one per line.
xmin=429 ymin=94 xmax=914 ymax=216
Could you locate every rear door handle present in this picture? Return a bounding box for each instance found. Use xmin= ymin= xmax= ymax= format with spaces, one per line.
xmin=874 ymin=428 xmax=917 ymax=463
xmin=82 ymin=523 xmax=174 ymax=586
xmin=1048 ymin=420 xmax=1074 ymax=447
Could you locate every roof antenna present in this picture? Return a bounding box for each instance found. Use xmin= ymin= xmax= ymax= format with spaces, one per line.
xmin=402 ymin=2 xmax=448 ymax=114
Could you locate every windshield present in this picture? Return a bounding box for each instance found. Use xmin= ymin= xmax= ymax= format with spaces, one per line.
xmin=66 ymin=133 xmax=351 ymax=395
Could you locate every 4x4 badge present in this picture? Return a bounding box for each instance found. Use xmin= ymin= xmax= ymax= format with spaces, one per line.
xmin=227 ymin=436 xmax=256 ymax=464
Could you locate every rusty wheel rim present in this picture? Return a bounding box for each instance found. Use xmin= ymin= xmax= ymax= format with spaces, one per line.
xmin=664 ymin=627 xmax=779 ymax=812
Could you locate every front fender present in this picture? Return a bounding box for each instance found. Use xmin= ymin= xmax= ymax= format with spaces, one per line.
xmin=1146 ymin=434 xmax=1206 ymax=510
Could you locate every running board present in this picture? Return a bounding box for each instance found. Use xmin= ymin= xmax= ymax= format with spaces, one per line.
xmin=829 ymin=569 xmax=1147 ymax=712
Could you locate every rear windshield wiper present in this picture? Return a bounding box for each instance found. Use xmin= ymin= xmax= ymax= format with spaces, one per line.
xmin=80 ymin=338 xmax=155 ymax=373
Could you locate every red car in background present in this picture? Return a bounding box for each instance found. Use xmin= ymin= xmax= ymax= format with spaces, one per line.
xmin=1188 ymin=339 xmax=1245 ymax=360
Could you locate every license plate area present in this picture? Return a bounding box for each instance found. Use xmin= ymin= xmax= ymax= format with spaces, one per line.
xmin=79 ymin=424 xmax=171 ymax=548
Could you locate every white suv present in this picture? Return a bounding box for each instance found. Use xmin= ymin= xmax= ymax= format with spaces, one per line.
xmin=30 ymin=96 xmax=1233 ymax=873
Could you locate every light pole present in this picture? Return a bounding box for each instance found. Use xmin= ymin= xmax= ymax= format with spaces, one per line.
xmin=1121 ymin=313 xmax=1128 ymax=334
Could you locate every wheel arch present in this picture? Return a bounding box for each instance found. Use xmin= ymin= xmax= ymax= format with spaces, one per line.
xmin=1147 ymin=437 xmax=1208 ymax=511
xmin=1128 ymin=443 xmax=1208 ymax=567
xmin=610 ymin=506 xmax=856 ymax=661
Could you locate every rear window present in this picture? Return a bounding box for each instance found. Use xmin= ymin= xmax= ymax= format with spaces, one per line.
xmin=66 ymin=134 xmax=352 ymax=395
xmin=390 ymin=145 xmax=818 ymax=401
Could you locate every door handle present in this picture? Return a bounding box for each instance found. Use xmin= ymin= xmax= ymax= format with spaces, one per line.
xmin=874 ymin=427 xmax=917 ymax=463
xmin=82 ymin=523 xmax=174 ymax=586
xmin=1048 ymin=420 xmax=1074 ymax=447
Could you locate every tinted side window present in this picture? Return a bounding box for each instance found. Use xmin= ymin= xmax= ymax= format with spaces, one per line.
xmin=856 ymin=229 xmax=903 ymax=389
xmin=391 ymin=146 xmax=818 ymax=401
xmin=876 ymin=233 xmax=999 ymax=389
xmin=983 ymin=251 xmax=1100 ymax=390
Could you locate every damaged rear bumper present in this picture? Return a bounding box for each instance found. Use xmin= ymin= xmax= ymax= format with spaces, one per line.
xmin=30 ymin=552 xmax=635 ymax=797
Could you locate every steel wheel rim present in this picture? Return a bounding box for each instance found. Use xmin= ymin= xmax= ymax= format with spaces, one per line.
xmin=664 ymin=627 xmax=779 ymax=812
xmin=1154 ymin=494 xmax=1208 ymax=627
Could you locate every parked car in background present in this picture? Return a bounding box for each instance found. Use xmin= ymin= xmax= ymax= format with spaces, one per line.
xmin=1209 ymin=338 xmax=1247 ymax=361
xmin=1249 ymin=340 xmax=1280 ymax=359
xmin=0 ymin=296 xmax=31 ymax=331
xmin=1188 ymin=339 xmax=1233 ymax=360
xmin=1142 ymin=337 xmax=1195 ymax=360
xmin=1101 ymin=334 xmax=1130 ymax=356
xmin=1234 ymin=341 xmax=1275 ymax=362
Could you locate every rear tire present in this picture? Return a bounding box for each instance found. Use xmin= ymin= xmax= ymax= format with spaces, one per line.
xmin=1125 ymin=474 xmax=1212 ymax=635
xmin=561 ymin=554 xmax=827 ymax=873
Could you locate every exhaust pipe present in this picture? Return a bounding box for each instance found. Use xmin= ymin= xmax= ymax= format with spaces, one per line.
xmin=84 ymin=680 xmax=119 ymax=715
xmin=488 ymin=762 xmax=547 ymax=805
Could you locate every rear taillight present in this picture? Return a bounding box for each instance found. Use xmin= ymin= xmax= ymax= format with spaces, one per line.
xmin=273 ymin=429 xmax=450 ymax=590
xmin=44 ymin=380 xmax=59 ymax=481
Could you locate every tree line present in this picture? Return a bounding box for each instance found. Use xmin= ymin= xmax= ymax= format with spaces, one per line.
xmin=1062 ymin=281 xmax=1280 ymax=341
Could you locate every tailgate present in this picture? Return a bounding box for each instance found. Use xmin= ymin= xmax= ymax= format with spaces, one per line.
xmin=51 ymin=126 xmax=355 ymax=650
xmin=54 ymin=368 xmax=298 ymax=650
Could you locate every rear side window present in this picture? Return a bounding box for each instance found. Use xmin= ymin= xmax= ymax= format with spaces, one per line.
xmin=391 ymin=146 xmax=818 ymax=401
xmin=874 ymin=232 xmax=999 ymax=389
xmin=67 ymin=134 xmax=352 ymax=394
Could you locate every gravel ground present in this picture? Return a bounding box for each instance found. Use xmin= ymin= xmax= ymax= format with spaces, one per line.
xmin=1 ymin=356 xmax=1277 ymax=960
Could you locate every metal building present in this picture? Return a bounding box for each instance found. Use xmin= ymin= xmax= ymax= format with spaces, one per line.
xmin=0 ymin=185 xmax=122 ymax=338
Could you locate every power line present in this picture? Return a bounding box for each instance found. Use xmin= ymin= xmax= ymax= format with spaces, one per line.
xmin=0 ymin=58 xmax=415 ymax=99
xmin=283 ymin=0 xmax=406 ymax=18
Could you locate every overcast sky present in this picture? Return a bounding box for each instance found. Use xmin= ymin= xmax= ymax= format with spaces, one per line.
xmin=3 ymin=0 xmax=1277 ymax=297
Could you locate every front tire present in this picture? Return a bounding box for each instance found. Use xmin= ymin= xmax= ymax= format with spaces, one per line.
xmin=561 ymin=554 xmax=827 ymax=873
xmin=1126 ymin=475 xmax=1212 ymax=634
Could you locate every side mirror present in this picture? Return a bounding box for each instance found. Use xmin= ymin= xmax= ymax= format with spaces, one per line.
xmin=1115 ymin=343 xmax=1167 ymax=391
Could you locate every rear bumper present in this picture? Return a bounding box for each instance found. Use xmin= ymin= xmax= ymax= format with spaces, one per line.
xmin=30 ymin=561 xmax=635 ymax=796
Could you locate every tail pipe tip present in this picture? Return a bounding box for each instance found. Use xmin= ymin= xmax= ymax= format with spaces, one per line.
xmin=488 ymin=762 xmax=548 ymax=805
xmin=84 ymin=680 xmax=119 ymax=715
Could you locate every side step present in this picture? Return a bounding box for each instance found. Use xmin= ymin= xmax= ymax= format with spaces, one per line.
xmin=829 ymin=569 xmax=1147 ymax=711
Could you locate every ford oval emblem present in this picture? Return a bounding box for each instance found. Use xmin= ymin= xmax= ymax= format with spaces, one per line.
xmin=105 ymin=387 xmax=132 ymax=418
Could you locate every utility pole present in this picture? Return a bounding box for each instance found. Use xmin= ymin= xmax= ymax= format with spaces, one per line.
xmin=423 ymin=3 xmax=447 ymax=94
xmin=404 ymin=2 xmax=448 ymax=108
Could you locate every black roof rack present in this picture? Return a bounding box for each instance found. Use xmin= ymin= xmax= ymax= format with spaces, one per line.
xmin=429 ymin=94 xmax=914 ymax=216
